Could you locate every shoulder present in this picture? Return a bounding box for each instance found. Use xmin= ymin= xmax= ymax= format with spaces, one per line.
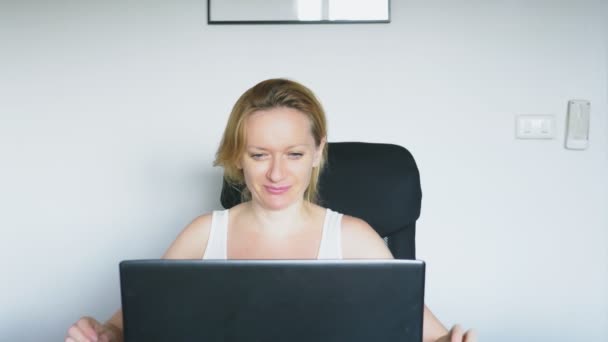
xmin=161 ymin=211 xmax=216 ymax=259
xmin=340 ymin=214 xmax=394 ymax=259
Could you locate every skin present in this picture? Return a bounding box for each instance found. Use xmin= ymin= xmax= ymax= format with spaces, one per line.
xmin=65 ymin=107 xmax=476 ymax=342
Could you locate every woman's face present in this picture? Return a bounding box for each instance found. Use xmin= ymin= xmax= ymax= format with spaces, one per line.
xmin=240 ymin=107 xmax=324 ymax=210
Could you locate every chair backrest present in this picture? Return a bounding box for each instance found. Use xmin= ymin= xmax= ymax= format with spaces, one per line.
xmin=219 ymin=142 xmax=422 ymax=260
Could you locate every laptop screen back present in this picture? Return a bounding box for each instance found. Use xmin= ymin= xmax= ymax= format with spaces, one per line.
xmin=120 ymin=259 xmax=425 ymax=342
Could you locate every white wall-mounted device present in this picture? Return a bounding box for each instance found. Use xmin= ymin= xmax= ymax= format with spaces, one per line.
xmin=516 ymin=114 xmax=556 ymax=139
xmin=565 ymin=99 xmax=591 ymax=150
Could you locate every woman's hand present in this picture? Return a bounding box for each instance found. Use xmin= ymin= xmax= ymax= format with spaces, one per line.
xmin=65 ymin=316 xmax=122 ymax=342
xmin=435 ymin=324 xmax=477 ymax=342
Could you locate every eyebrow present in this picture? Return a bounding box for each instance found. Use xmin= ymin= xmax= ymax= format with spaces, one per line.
xmin=247 ymin=145 xmax=309 ymax=151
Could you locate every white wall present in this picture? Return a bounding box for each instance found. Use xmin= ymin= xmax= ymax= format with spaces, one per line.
xmin=1 ymin=1 xmax=607 ymax=340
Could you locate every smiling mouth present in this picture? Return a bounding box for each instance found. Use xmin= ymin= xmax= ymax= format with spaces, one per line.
xmin=264 ymin=185 xmax=290 ymax=195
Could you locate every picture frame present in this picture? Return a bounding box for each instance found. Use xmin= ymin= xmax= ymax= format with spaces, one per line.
xmin=207 ymin=0 xmax=390 ymax=24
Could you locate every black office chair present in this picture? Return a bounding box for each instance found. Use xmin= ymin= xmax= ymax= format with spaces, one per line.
xmin=220 ymin=142 xmax=422 ymax=260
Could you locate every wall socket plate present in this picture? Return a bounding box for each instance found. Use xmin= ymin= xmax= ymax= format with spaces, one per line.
xmin=516 ymin=114 xmax=556 ymax=139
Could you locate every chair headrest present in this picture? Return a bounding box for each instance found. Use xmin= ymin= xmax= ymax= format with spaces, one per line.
xmin=317 ymin=142 xmax=422 ymax=237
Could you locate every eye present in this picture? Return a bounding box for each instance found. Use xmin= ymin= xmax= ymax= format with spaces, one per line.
xmin=250 ymin=153 xmax=267 ymax=160
xmin=287 ymin=152 xmax=304 ymax=159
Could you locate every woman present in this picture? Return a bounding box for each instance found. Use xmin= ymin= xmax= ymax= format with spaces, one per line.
xmin=66 ymin=78 xmax=476 ymax=342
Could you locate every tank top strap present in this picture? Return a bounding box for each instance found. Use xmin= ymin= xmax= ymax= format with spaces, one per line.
xmin=317 ymin=208 xmax=344 ymax=259
xmin=202 ymin=209 xmax=229 ymax=260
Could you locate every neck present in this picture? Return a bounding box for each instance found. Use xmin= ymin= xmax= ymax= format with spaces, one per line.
xmin=246 ymin=199 xmax=313 ymax=235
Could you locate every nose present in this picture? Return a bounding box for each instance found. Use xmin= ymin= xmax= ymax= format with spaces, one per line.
xmin=267 ymin=156 xmax=285 ymax=183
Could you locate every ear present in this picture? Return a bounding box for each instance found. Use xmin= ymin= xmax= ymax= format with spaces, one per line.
xmin=236 ymin=155 xmax=243 ymax=170
xmin=312 ymin=138 xmax=326 ymax=168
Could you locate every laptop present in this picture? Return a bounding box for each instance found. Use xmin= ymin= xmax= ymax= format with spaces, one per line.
xmin=120 ymin=259 xmax=425 ymax=342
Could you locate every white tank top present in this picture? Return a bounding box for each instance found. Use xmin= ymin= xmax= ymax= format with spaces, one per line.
xmin=202 ymin=208 xmax=343 ymax=259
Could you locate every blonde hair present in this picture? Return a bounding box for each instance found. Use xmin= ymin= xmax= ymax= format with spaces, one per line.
xmin=214 ymin=78 xmax=328 ymax=203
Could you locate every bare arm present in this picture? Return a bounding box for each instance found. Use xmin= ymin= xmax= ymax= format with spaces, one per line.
xmin=111 ymin=214 xmax=213 ymax=331
xmin=423 ymin=306 xmax=448 ymax=342
xmin=340 ymin=215 xmax=472 ymax=342
xmin=66 ymin=214 xmax=212 ymax=342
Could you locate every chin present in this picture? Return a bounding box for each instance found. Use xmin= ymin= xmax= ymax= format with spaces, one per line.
xmin=255 ymin=190 xmax=301 ymax=210
xmin=261 ymin=197 xmax=296 ymax=210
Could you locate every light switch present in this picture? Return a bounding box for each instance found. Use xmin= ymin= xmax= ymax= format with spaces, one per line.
xmin=516 ymin=114 xmax=555 ymax=139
